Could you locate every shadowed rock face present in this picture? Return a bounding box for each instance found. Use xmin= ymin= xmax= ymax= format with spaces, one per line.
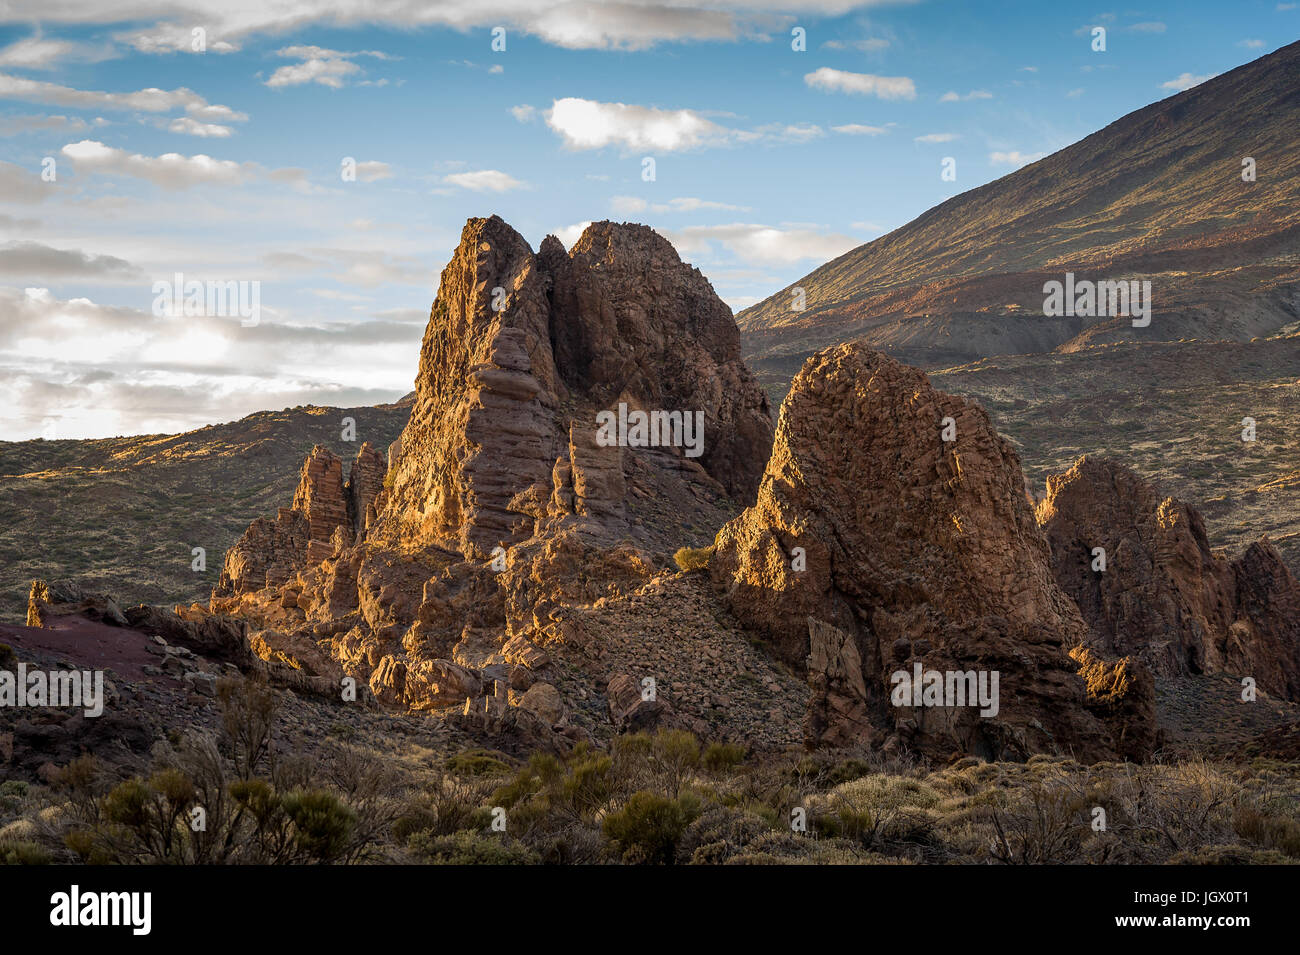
xmin=712 ymin=341 xmax=1150 ymax=762
xmin=1039 ymin=455 xmax=1300 ymax=700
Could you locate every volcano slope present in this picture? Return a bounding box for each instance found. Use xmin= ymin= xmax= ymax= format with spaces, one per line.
xmin=738 ymin=40 xmax=1300 ymax=376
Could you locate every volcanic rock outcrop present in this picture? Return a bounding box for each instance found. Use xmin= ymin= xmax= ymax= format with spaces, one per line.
xmin=1039 ymin=455 xmax=1300 ymax=699
xmin=711 ymin=342 xmax=1152 ymax=762
xmin=208 ymin=216 xmax=774 ymax=744
xmin=214 ymin=442 xmax=381 ymax=598
xmin=371 ymin=217 xmax=772 ymax=560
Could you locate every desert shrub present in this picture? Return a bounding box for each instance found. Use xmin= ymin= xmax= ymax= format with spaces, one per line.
xmin=0 ymin=643 xmax=15 ymax=670
xmin=1231 ymin=806 xmax=1300 ymax=858
xmin=0 ymin=840 xmax=51 ymax=865
xmin=409 ymin=829 xmax=540 ymax=865
xmin=702 ymin=742 xmax=746 ymax=772
xmin=673 ymin=546 xmax=714 ymax=573
xmin=281 ymin=790 xmax=356 ymax=862
xmin=446 ymin=749 xmax=513 ymax=777
xmin=602 ymin=791 xmax=693 ymax=864
xmin=677 ymin=805 xmax=774 ymax=865
xmin=1169 ymin=843 xmax=1291 ymax=865
xmin=0 ymin=780 xmax=30 ymax=816
xmin=216 ymin=675 xmax=279 ymax=779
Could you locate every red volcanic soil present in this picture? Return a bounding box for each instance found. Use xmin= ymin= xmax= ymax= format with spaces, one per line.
xmin=0 ymin=617 xmax=162 ymax=682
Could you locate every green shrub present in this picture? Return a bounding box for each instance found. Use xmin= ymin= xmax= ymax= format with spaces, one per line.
xmin=702 ymin=742 xmax=746 ymax=772
xmin=446 ymin=750 xmax=513 ymax=777
xmin=602 ymin=791 xmax=691 ymax=864
xmin=673 ymin=546 xmax=714 ymax=573
xmin=282 ymin=790 xmax=356 ymax=862
xmin=0 ymin=840 xmax=51 ymax=865
xmin=409 ymin=829 xmax=540 ymax=865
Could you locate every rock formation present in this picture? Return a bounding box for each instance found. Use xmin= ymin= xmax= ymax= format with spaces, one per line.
xmin=1039 ymin=455 xmax=1300 ymax=699
xmin=711 ymin=342 xmax=1151 ymax=761
xmin=208 ymin=216 xmax=774 ymax=747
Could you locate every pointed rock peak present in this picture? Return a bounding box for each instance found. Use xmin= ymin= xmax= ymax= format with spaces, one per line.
xmin=712 ymin=340 xmax=1142 ymax=761
xmin=566 ymin=219 xmax=681 ymax=261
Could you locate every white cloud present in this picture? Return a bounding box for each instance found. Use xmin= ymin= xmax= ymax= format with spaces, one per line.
xmin=61 ymin=140 xmax=251 ymax=189
xmin=1237 ymin=39 xmax=1265 ymax=48
xmin=823 ymin=37 xmax=891 ymax=52
xmin=914 ymin=132 xmax=957 ymax=143
xmin=831 ymin=123 xmax=889 ymax=135
xmin=1127 ymin=21 xmax=1166 ymax=33
xmin=544 ymin=97 xmax=828 ymax=152
xmin=553 ymin=221 xmax=594 ymax=248
xmin=939 ymin=89 xmax=993 ymax=102
xmin=546 ymin=97 xmax=731 ymax=152
xmin=0 ymin=72 xmax=247 ymax=122
xmin=0 ymin=160 xmax=50 ymax=202
xmin=510 ymin=104 xmax=536 ymax=122
xmin=990 ymin=150 xmax=1046 ymax=166
xmin=119 ymin=23 xmax=238 ymax=54
xmin=0 ymin=285 xmax=420 ymax=440
xmin=804 ymin=67 xmax=916 ymax=100
xmin=267 ymin=58 xmax=361 ymax=88
xmin=0 ymin=113 xmax=87 ymax=135
xmin=443 ymin=169 xmax=526 ymax=192
xmin=0 ymin=33 xmax=108 ymax=69
xmin=610 ymin=196 xmax=648 ymax=214
xmin=6 ymin=1 xmax=902 ymax=53
xmin=1160 ymin=71 xmax=1218 ymax=91
xmin=611 ymin=195 xmax=749 ymax=215
xmin=664 ymin=223 xmax=860 ymax=265
xmin=1066 ymin=88 xmax=1085 ymax=97
xmin=168 ymin=116 xmax=233 ymax=137
xmin=0 ymin=241 xmax=137 ymax=279
xmin=266 ymin=46 xmax=392 ymax=89
xmin=353 ymin=161 xmax=392 ymax=182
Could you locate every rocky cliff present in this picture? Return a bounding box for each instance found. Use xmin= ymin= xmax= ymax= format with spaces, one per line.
xmin=711 ymin=342 xmax=1152 ymax=761
xmin=207 ymin=216 xmax=778 ymax=753
xmin=1039 ymin=455 xmax=1300 ymax=699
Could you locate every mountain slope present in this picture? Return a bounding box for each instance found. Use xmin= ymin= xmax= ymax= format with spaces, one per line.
xmin=0 ymin=399 xmax=410 ymax=621
xmin=739 ymin=40 xmax=1300 ymax=373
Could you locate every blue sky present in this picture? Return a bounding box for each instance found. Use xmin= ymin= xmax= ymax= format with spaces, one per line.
xmin=0 ymin=1 xmax=1296 ymax=440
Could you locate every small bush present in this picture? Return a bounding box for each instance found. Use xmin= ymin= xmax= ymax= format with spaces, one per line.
xmin=282 ymin=790 xmax=356 ymax=862
xmin=409 ymin=829 xmax=540 ymax=865
xmin=673 ymin=546 xmax=714 ymax=573
xmin=702 ymin=742 xmax=746 ymax=772
xmin=446 ymin=750 xmax=513 ymax=777
xmin=602 ymin=791 xmax=692 ymax=864
xmin=0 ymin=840 xmax=51 ymax=865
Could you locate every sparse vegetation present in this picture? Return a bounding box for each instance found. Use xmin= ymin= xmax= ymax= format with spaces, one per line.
xmin=673 ymin=545 xmax=715 ymax=573
xmin=7 ymin=719 xmax=1300 ymax=865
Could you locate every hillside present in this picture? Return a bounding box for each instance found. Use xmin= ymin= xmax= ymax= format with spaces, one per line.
xmin=738 ymin=40 xmax=1300 ymax=374
xmin=0 ymin=399 xmax=410 ymax=621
